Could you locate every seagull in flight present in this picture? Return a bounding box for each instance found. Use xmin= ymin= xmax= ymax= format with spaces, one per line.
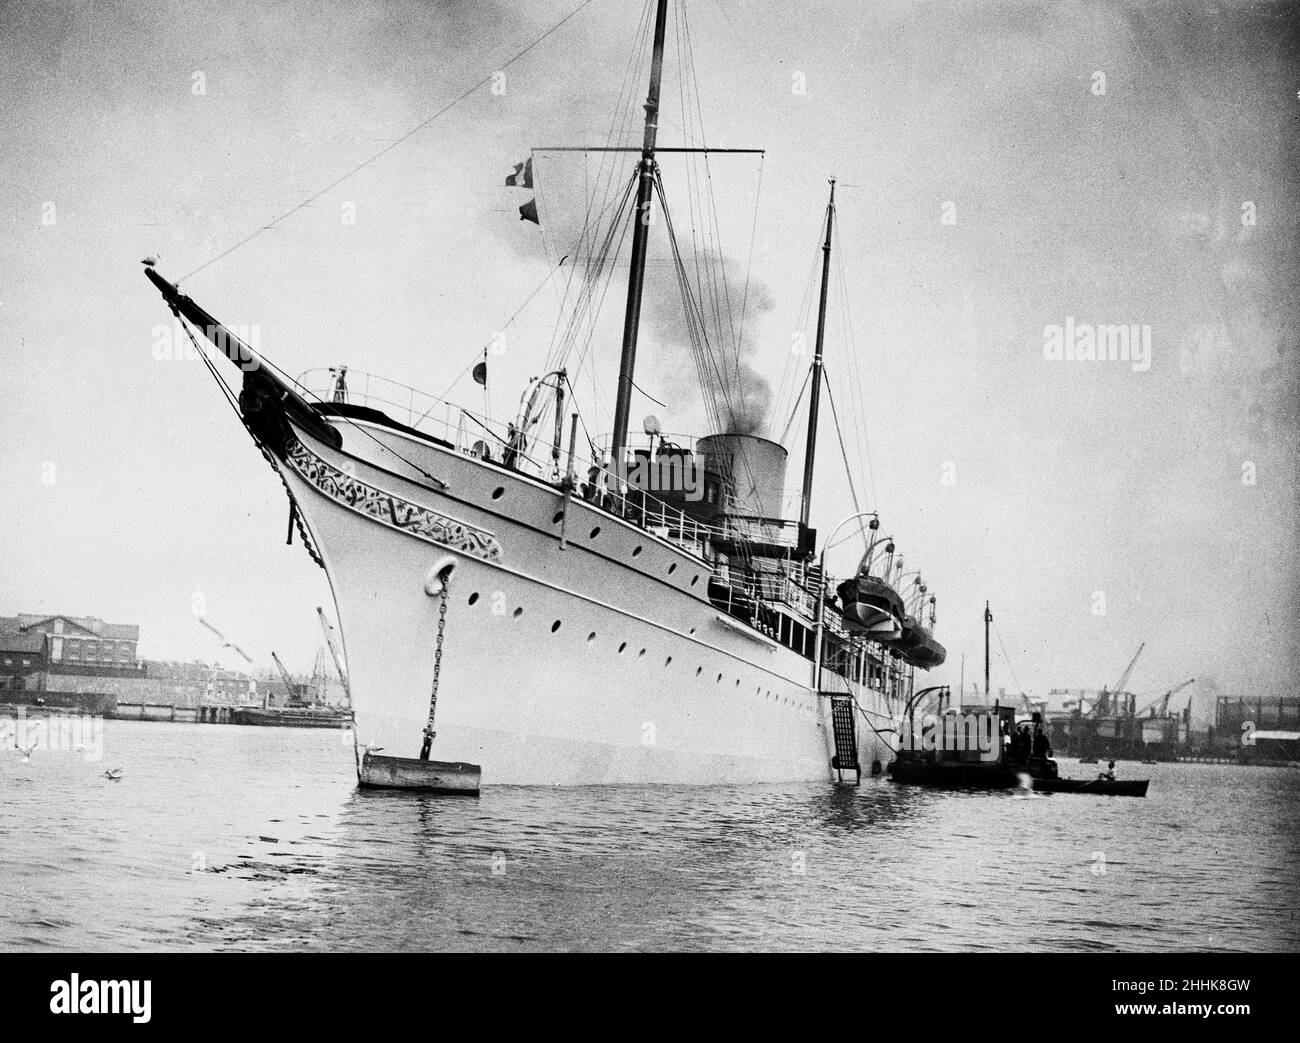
xmin=198 ymin=617 xmax=254 ymax=664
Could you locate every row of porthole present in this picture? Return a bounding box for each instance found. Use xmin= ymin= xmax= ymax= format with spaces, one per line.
xmin=488 ymin=483 xmax=697 ymax=584
xmin=588 ymin=633 xmax=810 ymax=711
xmin=464 ymin=588 xmax=813 ymax=715
xmin=535 ymin=504 xmax=698 ymax=585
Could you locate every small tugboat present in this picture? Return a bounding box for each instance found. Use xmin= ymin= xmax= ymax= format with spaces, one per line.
xmin=234 ymin=650 xmax=353 ymax=729
xmin=888 ymin=698 xmax=1060 ymax=788
xmin=887 ymin=603 xmax=1148 ymax=797
xmin=232 ymin=705 xmax=353 ymax=729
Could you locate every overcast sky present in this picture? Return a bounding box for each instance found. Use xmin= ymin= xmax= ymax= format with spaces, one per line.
xmin=2 ymin=0 xmax=1296 ymax=721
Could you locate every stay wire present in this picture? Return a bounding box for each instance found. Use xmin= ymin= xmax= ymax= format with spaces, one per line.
xmin=179 ymin=0 xmax=599 ymax=283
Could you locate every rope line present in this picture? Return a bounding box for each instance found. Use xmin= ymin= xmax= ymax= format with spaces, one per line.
xmin=179 ymin=0 xmax=598 ymax=282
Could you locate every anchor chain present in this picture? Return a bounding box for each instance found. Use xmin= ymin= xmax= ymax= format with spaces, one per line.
xmin=419 ymin=574 xmax=451 ymax=760
xmin=260 ymin=444 xmax=326 ymax=569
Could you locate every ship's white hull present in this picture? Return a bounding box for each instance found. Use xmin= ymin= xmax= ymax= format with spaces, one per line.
xmin=276 ymin=418 xmax=897 ymax=785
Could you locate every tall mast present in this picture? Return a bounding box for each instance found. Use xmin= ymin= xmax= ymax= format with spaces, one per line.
xmin=799 ymin=178 xmax=835 ymax=529
xmin=984 ymin=600 xmax=992 ymax=699
xmin=610 ymin=0 xmax=670 ymax=467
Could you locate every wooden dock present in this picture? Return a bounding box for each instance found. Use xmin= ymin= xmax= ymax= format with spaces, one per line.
xmin=110 ymin=703 xmax=244 ymax=723
xmin=1176 ymin=755 xmax=1240 ymax=765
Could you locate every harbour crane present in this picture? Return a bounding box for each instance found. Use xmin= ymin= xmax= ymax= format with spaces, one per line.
xmin=1138 ymin=678 xmax=1195 ymax=718
xmin=270 ymin=651 xmax=301 ymax=708
xmin=1091 ymin=642 xmax=1145 ymax=717
xmin=1110 ymin=642 xmax=1145 ymax=702
xmin=316 ymin=606 xmax=351 ymax=707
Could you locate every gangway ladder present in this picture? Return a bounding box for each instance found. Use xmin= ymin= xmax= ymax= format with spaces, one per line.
xmin=829 ymin=696 xmax=861 ymax=784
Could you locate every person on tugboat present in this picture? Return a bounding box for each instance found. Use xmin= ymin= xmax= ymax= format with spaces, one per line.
xmin=1031 ymin=715 xmax=1052 ymax=758
xmin=1022 ymin=713 xmax=1059 ymax=780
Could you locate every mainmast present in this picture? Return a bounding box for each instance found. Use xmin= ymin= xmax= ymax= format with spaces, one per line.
xmin=610 ymin=0 xmax=670 ymax=467
xmin=799 ymin=179 xmax=836 ymax=529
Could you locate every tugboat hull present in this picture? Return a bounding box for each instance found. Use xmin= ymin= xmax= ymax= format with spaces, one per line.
xmin=889 ymin=757 xmax=1148 ymax=796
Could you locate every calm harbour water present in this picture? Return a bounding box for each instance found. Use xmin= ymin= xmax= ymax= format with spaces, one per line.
xmin=1 ymin=719 xmax=1297 ymax=952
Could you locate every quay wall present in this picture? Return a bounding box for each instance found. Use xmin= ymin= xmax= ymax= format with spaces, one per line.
xmin=40 ymin=673 xmax=213 ymax=707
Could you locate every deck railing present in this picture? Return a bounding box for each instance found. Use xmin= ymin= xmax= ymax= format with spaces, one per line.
xmin=292 ymin=368 xmax=878 ymax=630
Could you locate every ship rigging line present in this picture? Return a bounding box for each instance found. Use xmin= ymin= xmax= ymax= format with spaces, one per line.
xmin=428 ymin=246 xmax=590 ymax=408
xmin=177 ymin=0 xmax=599 ymax=283
xmin=656 ymin=173 xmax=761 ymax=487
xmin=654 ymin=172 xmax=767 ymax=525
xmin=171 ymin=307 xmax=250 ymax=434
xmin=256 ymin=354 xmax=449 ymax=489
xmin=425 ymin=0 xmax=650 ymax=443
xmin=681 ymin=4 xmax=764 ymax=361
xmin=165 ymin=307 xmax=328 ymax=566
xmin=654 ymin=174 xmax=737 ymax=432
xmin=851 ymin=695 xmax=899 ymax=741
xmin=169 ymin=304 xmax=450 ymax=492
xmin=519 ymin=170 xmax=639 ymax=448
xmin=539 ymin=0 xmax=652 ymax=404
xmin=777 ymin=367 xmax=812 ymax=447
xmin=429 ymin=262 xmax=565 ymax=405
xmin=675 ymin=3 xmax=734 ymax=369
xmin=822 ymin=374 xmax=870 ymax=551
xmin=544 ymin=174 xmax=638 ymax=395
xmin=992 ymin=619 xmax=1030 ymax=708
xmin=771 ymin=209 xmax=829 ymax=453
xmin=671 ymin=0 xmax=769 ymax=438
xmin=832 ymin=226 xmax=878 ymax=509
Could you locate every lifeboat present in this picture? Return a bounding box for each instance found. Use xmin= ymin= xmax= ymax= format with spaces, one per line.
xmin=907 ymin=629 xmax=947 ymax=670
xmin=892 ymin=613 xmax=947 ymax=669
xmin=895 ymin=613 xmax=925 ymax=655
xmin=836 ymin=575 xmax=905 ymax=640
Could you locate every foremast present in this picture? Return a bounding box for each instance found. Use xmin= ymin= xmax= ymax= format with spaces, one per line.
xmin=609 ymin=0 xmax=670 ymax=468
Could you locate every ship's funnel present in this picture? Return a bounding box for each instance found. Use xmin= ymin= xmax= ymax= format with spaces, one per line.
xmin=696 ymin=433 xmax=789 ymax=520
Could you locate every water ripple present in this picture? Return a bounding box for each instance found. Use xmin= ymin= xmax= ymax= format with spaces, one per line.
xmin=1 ymin=727 xmax=1297 ymax=951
